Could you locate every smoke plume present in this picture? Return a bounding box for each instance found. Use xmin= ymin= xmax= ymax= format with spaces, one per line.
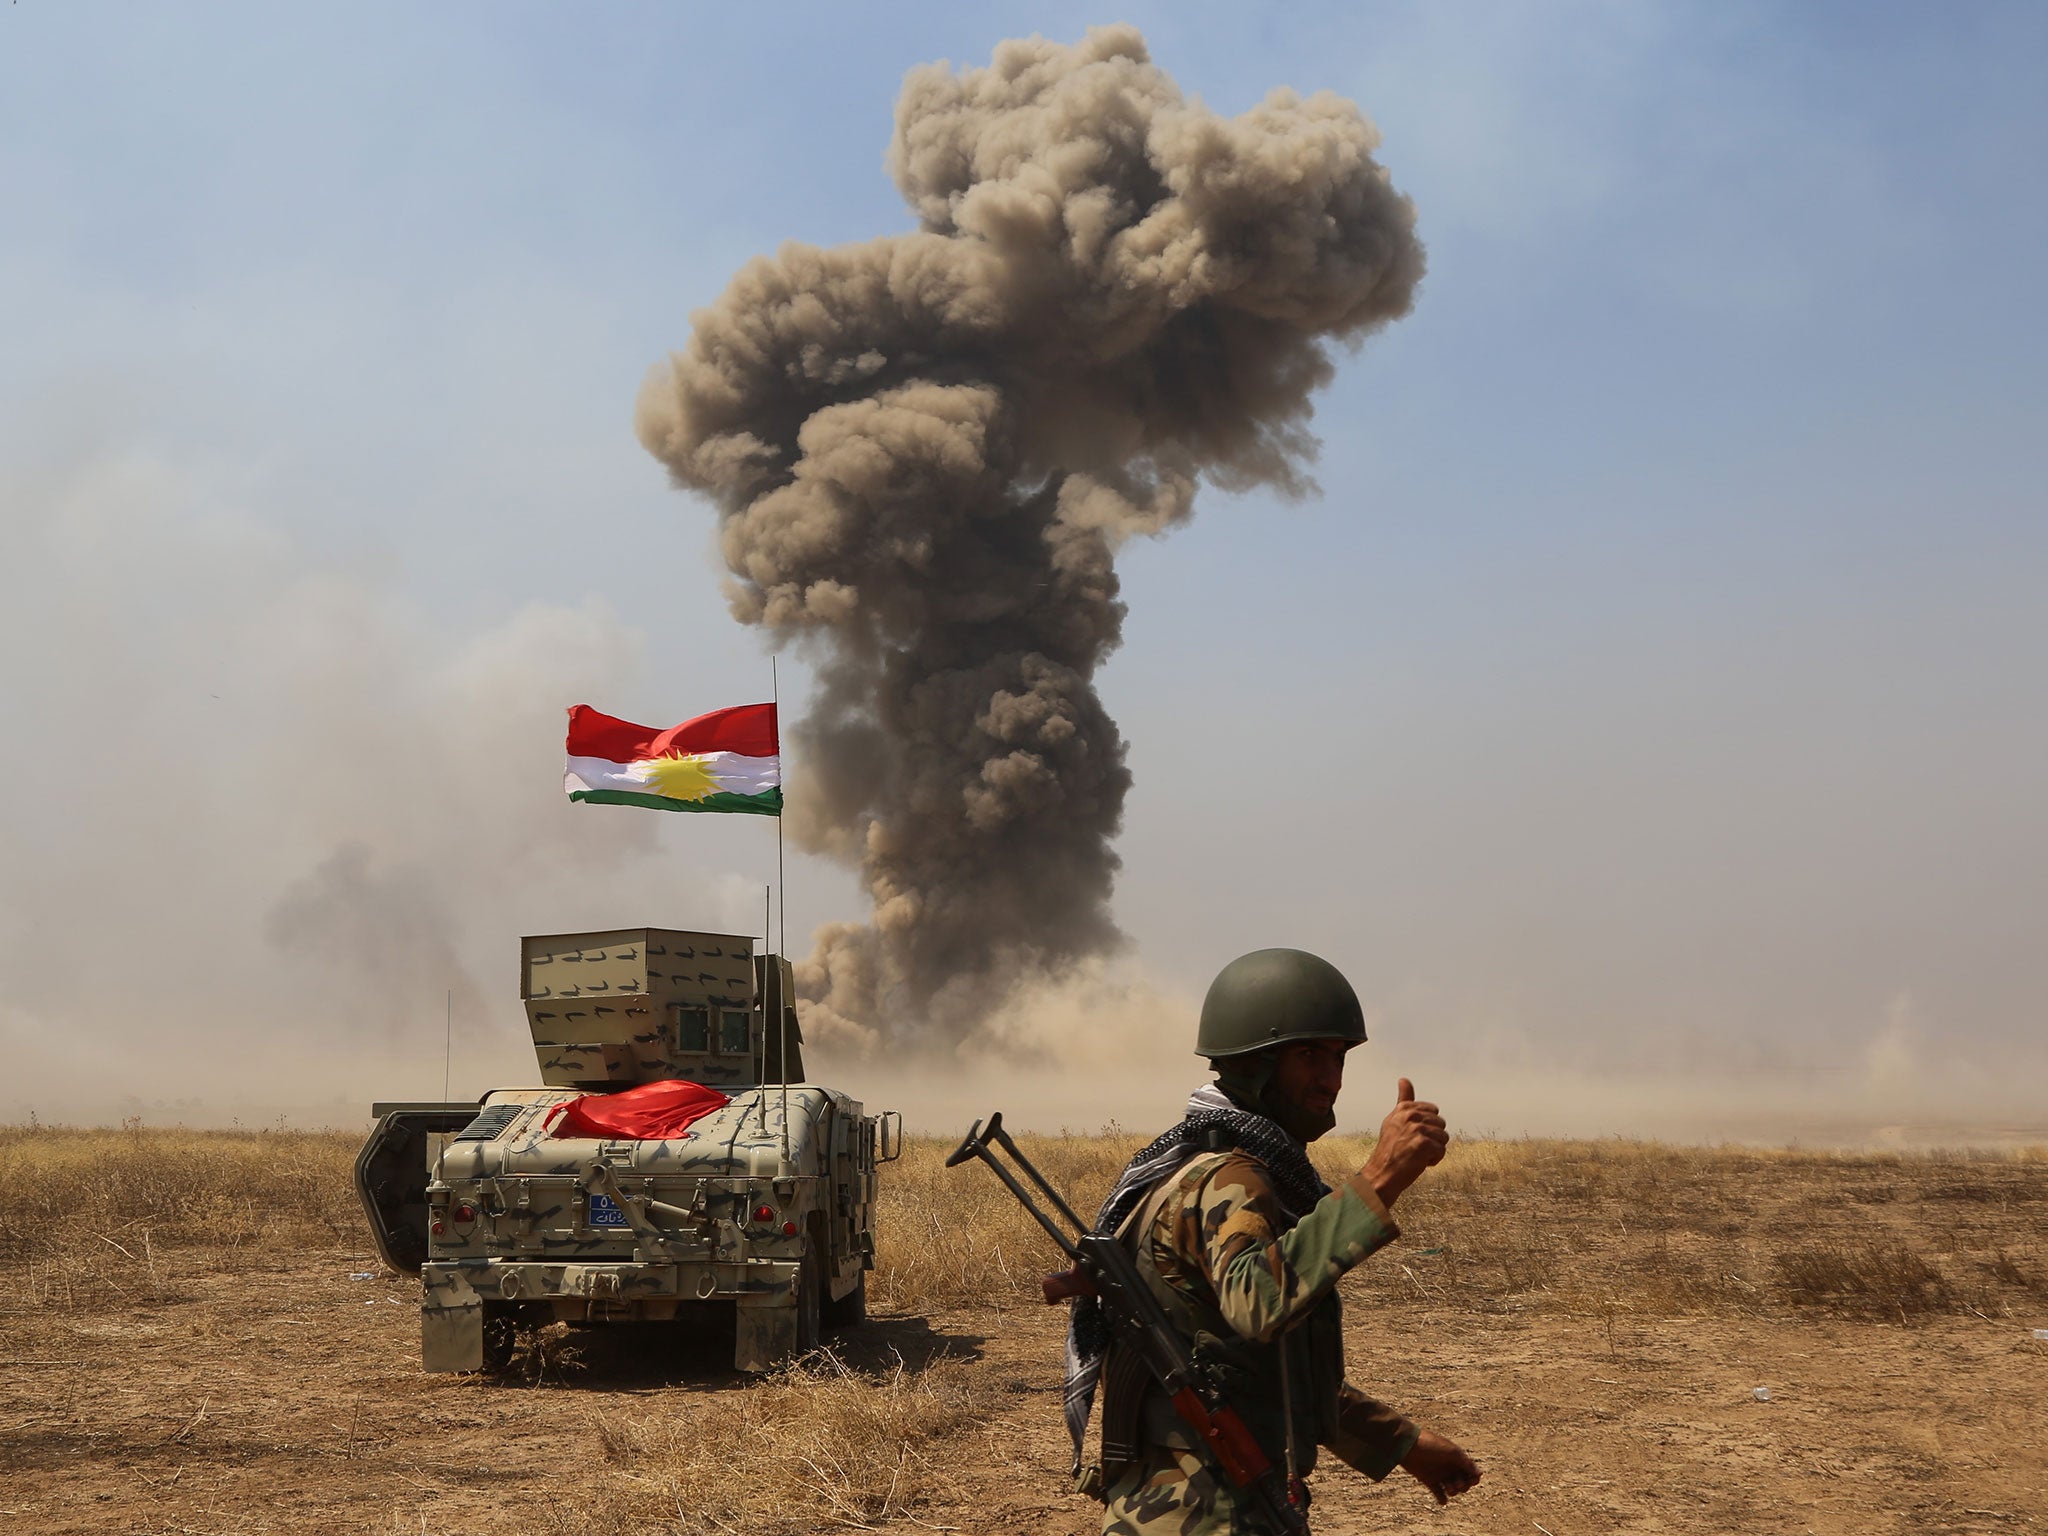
xmin=636 ymin=27 xmax=1424 ymax=1047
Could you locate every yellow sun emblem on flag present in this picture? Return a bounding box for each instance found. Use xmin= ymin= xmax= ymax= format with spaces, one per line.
xmin=641 ymin=753 xmax=720 ymax=802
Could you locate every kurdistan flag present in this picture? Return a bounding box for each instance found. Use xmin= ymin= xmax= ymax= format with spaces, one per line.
xmin=564 ymin=703 xmax=781 ymax=816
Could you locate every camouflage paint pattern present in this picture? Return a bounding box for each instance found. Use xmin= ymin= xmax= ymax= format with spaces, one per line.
xmin=521 ymin=929 xmax=761 ymax=1088
xmin=1101 ymin=1445 xmax=1249 ymax=1536
xmin=363 ymin=930 xmax=889 ymax=1374
xmin=521 ymin=929 xmax=757 ymax=1001
xmin=407 ymin=1084 xmax=876 ymax=1369
xmin=420 ymin=1261 xmax=485 ymax=1372
xmin=1142 ymin=1151 xmax=1394 ymax=1345
xmin=1100 ymin=1150 xmax=1419 ymax=1531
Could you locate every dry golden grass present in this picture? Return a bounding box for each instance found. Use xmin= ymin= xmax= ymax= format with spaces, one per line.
xmin=872 ymin=1130 xmax=2048 ymax=1327
xmin=11 ymin=1119 xmax=2039 ymax=1327
xmin=1387 ymin=1137 xmax=2048 ymax=1324
xmin=6 ymin=1120 xmax=2045 ymax=1536
xmin=871 ymin=1127 xmax=1150 ymax=1312
xmin=549 ymin=1351 xmax=995 ymax=1536
xmin=0 ymin=1120 xmax=362 ymax=1307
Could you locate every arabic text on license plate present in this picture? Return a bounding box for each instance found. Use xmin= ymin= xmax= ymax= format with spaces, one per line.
xmin=588 ymin=1193 xmax=628 ymax=1228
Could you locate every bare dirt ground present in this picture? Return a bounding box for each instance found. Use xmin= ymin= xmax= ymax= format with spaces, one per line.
xmin=3 ymin=1132 xmax=2044 ymax=1535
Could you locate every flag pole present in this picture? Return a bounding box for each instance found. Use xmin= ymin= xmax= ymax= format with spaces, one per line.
xmin=773 ymin=655 xmax=791 ymax=1166
xmin=759 ymin=883 xmax=772 ymax=1132
xmin=773 ymin=656 xmax=787 ymax=959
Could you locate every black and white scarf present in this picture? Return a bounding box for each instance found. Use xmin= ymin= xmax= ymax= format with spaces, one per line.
xmin=1060 ymin=1083 xmax=1330 ymax=1474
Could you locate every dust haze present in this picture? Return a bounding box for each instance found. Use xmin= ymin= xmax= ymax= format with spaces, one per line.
xmin=824 ymin=966 xmax=2048 ymax=1152
xmin=12 ymin=447 xmax=2025 ymax=1147
xmin=0 ymin=438 xmax=766 ymax=1126
xmin=636 ymin=26 xmax=1423 ymax=1048
xmin=3 ymin=28 xmax=2042 ymax=1149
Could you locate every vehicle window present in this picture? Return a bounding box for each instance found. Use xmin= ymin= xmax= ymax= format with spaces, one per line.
xmin=676 ymin=1005 xmax=710 ymax=1051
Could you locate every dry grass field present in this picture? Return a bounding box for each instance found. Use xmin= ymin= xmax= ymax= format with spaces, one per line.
xmin=2 ymin=1121 xmax=2044 ymax=1534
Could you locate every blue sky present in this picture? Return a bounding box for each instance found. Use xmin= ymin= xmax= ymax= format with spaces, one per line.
xmin=3 ymin=4 xmax=2042 ymax=1135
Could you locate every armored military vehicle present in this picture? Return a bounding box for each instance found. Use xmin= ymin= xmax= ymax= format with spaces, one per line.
xmin=356 ymin=928 xmax=900 ymax=1374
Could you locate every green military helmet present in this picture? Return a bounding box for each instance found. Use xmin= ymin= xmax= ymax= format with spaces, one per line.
xmin=1195 ymin=948 xmax=1367 ymax=1059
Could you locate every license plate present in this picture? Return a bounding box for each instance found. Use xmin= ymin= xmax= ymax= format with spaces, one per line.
xmin=587 ymin=1192 xmax=628 ymax=1228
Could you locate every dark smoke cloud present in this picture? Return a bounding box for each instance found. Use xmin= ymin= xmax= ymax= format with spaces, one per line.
xmin=636 ymin=26 xmax=1423 ymax=1047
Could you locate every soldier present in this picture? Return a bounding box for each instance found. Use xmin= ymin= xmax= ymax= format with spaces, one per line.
xmin=1064 ymin=948 xmax=1482 ymax=1533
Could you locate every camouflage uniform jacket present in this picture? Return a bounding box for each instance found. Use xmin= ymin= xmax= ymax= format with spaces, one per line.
xmin=1101 ymin=1149 xmax=1418 ymax=1532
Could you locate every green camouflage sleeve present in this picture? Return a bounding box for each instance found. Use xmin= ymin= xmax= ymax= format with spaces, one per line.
xmin=1328 ymin=1383 xmax=1421 ymax=1480
xmin=1179 ymin=1154 xmax=1400 ymax=1344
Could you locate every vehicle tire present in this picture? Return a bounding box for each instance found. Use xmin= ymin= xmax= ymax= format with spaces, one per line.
xmin=824 ymin=1270 xmax=867 ymax=1330
xmin=481 ymin=1309 xmax=518 ymax=1373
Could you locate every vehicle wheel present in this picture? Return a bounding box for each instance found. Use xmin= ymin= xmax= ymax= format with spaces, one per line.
xmin=824 ymin=1270 xmax=867 ymax=1330
xmin=481 ymin=1309 xmax=518 ymax=1373
xmin=793 ymin=1243 xmax=824 ymax=1358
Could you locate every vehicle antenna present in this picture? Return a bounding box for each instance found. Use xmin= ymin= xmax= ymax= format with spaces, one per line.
xmin=442 ymin=988 xmax=452 ymax=1102
xmin=774 ymin=654 xmax=791 ymax=1167
xmin=760 ymin=885 xmax=772 ymax=1133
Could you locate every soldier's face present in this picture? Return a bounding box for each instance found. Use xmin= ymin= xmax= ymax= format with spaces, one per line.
xmin=1270 ymin=1038 xmax=1351 ymax=1141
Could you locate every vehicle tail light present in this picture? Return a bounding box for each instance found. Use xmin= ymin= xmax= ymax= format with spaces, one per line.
xmin=754 ymin=1204 xmax=776 ymax=1223
xmin=782 ymin=1221 xmax=798 ymax=1236
xmin=453 ymin=1204 xmax=475 ymax=1222
xmin=431 ymin=1220 xmax=446 ymax=1235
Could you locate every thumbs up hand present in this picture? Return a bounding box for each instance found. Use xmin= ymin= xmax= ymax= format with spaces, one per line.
xmin=1361 ymin=1076 xmax=1449 ymax=1209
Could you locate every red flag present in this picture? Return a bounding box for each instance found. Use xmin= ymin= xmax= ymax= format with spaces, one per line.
xmin=549 ymin=1078 xmax=732 ymax=1140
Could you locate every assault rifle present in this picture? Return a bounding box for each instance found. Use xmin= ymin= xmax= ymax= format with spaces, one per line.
xmin=947 ymin=1112 xmax=1309 ymax=1536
